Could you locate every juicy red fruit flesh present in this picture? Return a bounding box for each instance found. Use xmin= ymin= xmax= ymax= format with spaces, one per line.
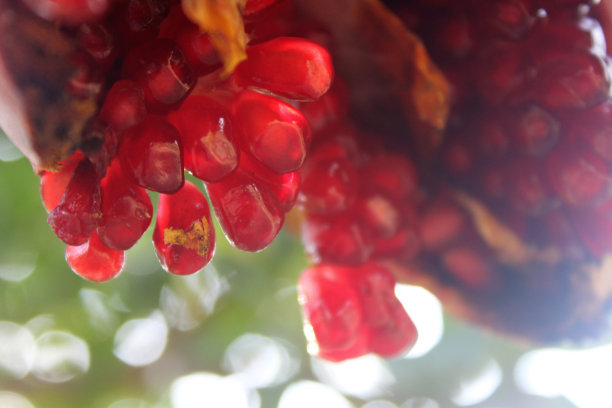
xmin=119 ymin=115 xmax=185 ymax=194
xmin=153 ymin=181 xmax=215 ymax=275
xmin=47 ymin=158 xmax=101 ymax=246
xmin=98 ymin=160 xmax=153 ymax=250
xmin=66 ymin=231 xmax=125 ymax=282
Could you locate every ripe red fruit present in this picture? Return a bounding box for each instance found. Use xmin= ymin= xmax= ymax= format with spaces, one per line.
xmin=235 ymin=37 xmax=334 ymax=101
xmin=121 ymin=38 xmax=195 ymax=111
xmin=206 ymin=170 xmax=284 ymax=252
xmin=298 ymin=262 xmax=417 ymax=361
xmin=21 ymin=0 xmax=110 ymax=25
xmin=153 ymin=181 xmax=215 ymax=275
xmin=99 ymin=80 xmax=147 ymax=131
xmin=65 ymin=231 xmax=125 ymax=282
xmin=168 ymin=95 xmax=238 ymax=182
xmin=233 ymin=89 xmax=311 ymax=174
xmin=359 ymin=155 xmax=419 ymax=204
xmin=47 ymin=158 xmax=102 ymax=246
xmin=40 ymin=151 xmax=85 ymax=212
xmin=97 ymin=160 xmax=153 ymax=250
xmin=118 ymin=115 xmax=184 ymax=194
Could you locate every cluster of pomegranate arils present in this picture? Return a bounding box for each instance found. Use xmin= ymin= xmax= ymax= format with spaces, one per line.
xmin=28 ymin=0 xmax=419 ymax=361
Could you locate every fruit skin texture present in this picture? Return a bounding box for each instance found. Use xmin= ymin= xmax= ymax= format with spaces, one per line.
xmin=153 ymin=181 xmax=215 ymax=275
xmin=66 ymin=231 xmax=125 ymax=282
xmin=299 ymin=262 xmax=417 ymax=361
xmin=47 ymin=158 xmax=101 ymax=246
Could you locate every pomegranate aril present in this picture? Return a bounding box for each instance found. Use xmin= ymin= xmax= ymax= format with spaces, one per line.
xmin=547 ymin=144 xmax=609 ymax=206
xmin=298 ymin=79 xmax=349 ymax=133
xmin=512 ymin=104 xmax=560 ymax=156
xmin=239 ymin=153 xmax=300 ymax=212
xmin=21 ymin=0 xmax=110 ymax=25
xmin=298 ymin=152 xmax=358 ymax=214
xmin=119 ymin=115 xmax=184 ymax=194
xmin=121 ymin=38 xmax=195 ymax=111
xmin=40 ymin=150 xmax=85 ymax=212
xmin=359 ymin=155 xmax=419 ymax=204
xmin=298 ymin=264 xmax=368 ymax=362
xmin=66 ymin=231 xmax=125 ymax=282
xmin=98 ymin=160 xmax=153 ymax=250
xmin=153 ymin=181 xmax=215 ymax=275
xmin=126 ymin=0 xmax=170 ymax=33
xmin=235 ymin=37 xmax=334 ymax=101
xmin=47 ymin=158 xmax=101 ymax=246
xmin=302 ymin=211 xmax=374 ymax=265
xmin=355 ymin=192 xmax=401 ymax=239
xmin=81 ymin=119 xmax=119 ymax=177
xmin=159 ymin=6 xmax=221 ymax=75
xmin=169 ymin=95 xmax=238 ymax=182
xmin=354 ymin=262 xmax=417 ymax=357
xmin=67 ymin=51 xmax=103 ymax=99
xmin=441 ymin=246 xmax=495 ymax=290
xmin=206 ymin=170 xmax=284 ymax=252
xmin=233 ymin=90 xmax=311 ymax=174
xmin=99 ymin=80 xmax=147 ymax=131
xmin=77 ymin=22 xmax=116 ymax=69
xmin=507 ymin=161 xmax=556 ymax=215
xmin=419 ymin=201 xmax=466 ymax=250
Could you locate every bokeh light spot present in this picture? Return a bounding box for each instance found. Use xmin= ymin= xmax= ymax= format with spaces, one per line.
xmin=114 ymin=310 xmax=168 ymax=367
xmin=0 ymin=321 xmax=36 ymax=379
xmin=451 ymin=358 xmax=502 ymax=406
xmin=170 ymin=372 xmax=260 ymax=408
xmin=0 ymin=391 xmax=35 ymax=408
xmin=32 ymin=330 xmax=90 ymax=383
xmin=278 ymin=380 xmax=355 ymax=408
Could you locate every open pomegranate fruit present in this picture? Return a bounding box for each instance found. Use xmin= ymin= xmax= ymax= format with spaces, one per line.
xmin=3 ymin=0 xmax=612 ymax=362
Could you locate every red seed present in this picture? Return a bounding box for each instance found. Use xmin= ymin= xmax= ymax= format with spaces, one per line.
xmin=119 ymin=115 xmax=184 ymax=194
xmin=419 ymin=202 xmax=466 ymax=250
xmin=235 ymin=37 xmax=334 ymax=101
xmin=98 ymin=160 xmax=153 ymax=250
xmin=122 ymin=38 xmax=195 ymax=111
xmin=512 ymin=105 xmax=560 ymax=156
xmin=206 ymin=170 xmax=284 ymax=252
xmin=169 ymin=95 xmax=238 ymax=182
xmin=153 ymin=181 xmax=215 ymax=275
xmin=298 ymin=153 xmax=358 ymax=214
xmin=66 ymin=232 xmax=125 ymax=282
xmin=359 ymin=155 xmax=419 ymax=204
xmin=233 ymin=90 xmax=311 ymax=174
xmin=47 ymin=158 xmax=102 ymax=246
xmin=302 ymin=211 xmax=374 ymax=265
xmin=442 ymin=246 xmax=494 ymax=290
xmin=40 ymin=150 xmax=85 ymax=212
xmin=239 ymin=153 xmax=300 ymax=212
xmin=99 ymin=80 xmax=147 ymax=131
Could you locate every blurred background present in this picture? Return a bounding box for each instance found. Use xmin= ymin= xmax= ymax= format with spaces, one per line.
xmin=0 ymin=130 xmax=608 ymax=408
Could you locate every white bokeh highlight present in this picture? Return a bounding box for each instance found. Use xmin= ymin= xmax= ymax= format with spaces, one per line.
xmin=278 ymin=380 xmax=355 ymax=408
xmin=394 ymin=284 xmax=444 ymax=359
xmin=222 ymin=333 xmax=300 ymax=389
xmin=170 ymin=372 xmax=260 ymax=408
xmin=114 ymin=310 xmax=168 ymax=367
xmin=32 ymin=330 xmax=90 ymax=383
xmin=311 ymin=354 xmax=395 ymax=400
xmin=515 ymin=343 xmax=612 ymax=408
xmin=0 ymin=252 xmax=36 ymax=282
xmin=0 ymin=321 xmax=36 ymax=379
xmin=0 ymin=391 xmax=35 ymax=408
xmin=451 ymin=358 xmax=502 ymax=406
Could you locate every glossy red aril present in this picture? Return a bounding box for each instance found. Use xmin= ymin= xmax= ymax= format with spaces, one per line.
xmin=302 ymin=211 xmax=374 ymax=265
xmin=66 ymin=232 xmax=125 ymax=282
xmin=298 ymin=263 xmax=417 ymax=361
xmin=169 ymin=95 xmax=238 ymax=182
xmin=206 ymin=170 xmax=284 ymax=252
xmin=47 ymin=158 xmax=101 ymax=246
xmin=359 ymin=155 xmax=419 ymax=204
xmin=119 ymin=115 xmax=184 ymax=194
xmin=153 ymin=181 xmax=215 ymax=275
xmin=298 ymin=152 xmax=358 ymax=214
xmin=233 ymin=90 xmax=311 ymax=174
xmin=355 ymin=192 xmax=401 ymax=239
xmin=235 ymin=37 xmax=334 ymax=101
xmin=547 ymin=144 xmax=608 ymax=206
xmin=21 ymin=0 xmax=110 ymax=25
xmin=239 ymin=153 xmax=300 ymax=212
xmin=159 ymin=6 xmax=221 ymax=75
xmin=97 ymin=160 xmax=153 ymax=250
xmin=298 ymin=264 xmax=367 ymax=362
xmin=121 ymin=38 xmax=195 ymax=110
xmin=40 ymin=151 xmax=85 ymax=212
xmin=99 ymin=80 xmax=147 ymax=131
